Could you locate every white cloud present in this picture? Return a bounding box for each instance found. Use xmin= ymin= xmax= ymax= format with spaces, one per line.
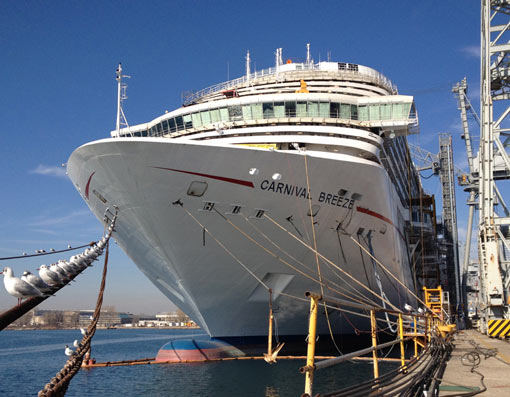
xmin=28 ymin=209 xmax=93 ymax=227
xmin=460 ymin=45 xmax=480 ymax=58
xmin=30 ymin=164 xmax=67 ymax=178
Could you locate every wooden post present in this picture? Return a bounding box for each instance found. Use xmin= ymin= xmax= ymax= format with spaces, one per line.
xmin=398 ymin=313 xmax=406 ymax=369
xmin=303 ymin=293 xmax=320 ymax=397
xmin=370 ymin=310 xmax=379 ymax=378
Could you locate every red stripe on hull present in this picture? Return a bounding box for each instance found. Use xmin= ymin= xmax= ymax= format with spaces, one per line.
xmin=152 ymin=166 xmax=254 ymax=188
xmin=85 ymin=171 xmax=96 ymax=200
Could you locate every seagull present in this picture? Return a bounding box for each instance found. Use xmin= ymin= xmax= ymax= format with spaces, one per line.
xmin=56 ymin=259 xmax=77 ymax=275
xmin=263 ymin=342 xmax=285 ymax=364
xmin=73 ymin=339 xmax=82 ymax=348
xmin=22 ymin=252 xmax=27 ymax=256
xmin=38 ymin=265 xmax=62 ymax=286
xmin=67 ymin=244 xmax=72 ymax=249
xmin=1 ymin=266 xmax=45 ymax=305
xmin=80 ymin=328 xmax=88 ymax=336
xmin=417 ymin=307 xmax=424 ymax=314
xmin=64 ymin=345 xmax=75 ymax=357
xmin=50 ymin=263 xmax=71 ymax=283
xmin=21 ymin=271 xmax=54 ymax=293
xmin=50 ymin=248 xmax=56 ymax=252
xmin=404 ymin=303 xmax=414 ymax=312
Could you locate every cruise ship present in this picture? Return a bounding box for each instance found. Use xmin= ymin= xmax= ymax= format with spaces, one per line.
xmin=67 ymin=47 xmax=423 ymax=346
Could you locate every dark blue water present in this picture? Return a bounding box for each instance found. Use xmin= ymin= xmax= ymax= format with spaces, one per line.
xmin=0 ymin=329 xmax=397 ymax=396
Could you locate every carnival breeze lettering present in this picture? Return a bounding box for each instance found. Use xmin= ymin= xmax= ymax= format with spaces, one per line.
xmin=260 ymin=180 xmax=310 ymax=199
xmin=260 ymin=180 xmax=355 ymax=209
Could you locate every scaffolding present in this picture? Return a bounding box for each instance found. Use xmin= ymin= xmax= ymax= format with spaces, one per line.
xmin=478 ymin=0 xmax=510 ymax=330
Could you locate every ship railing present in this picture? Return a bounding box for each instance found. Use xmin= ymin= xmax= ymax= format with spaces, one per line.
xmin=182 ymin=62 xmax=397 ymax=105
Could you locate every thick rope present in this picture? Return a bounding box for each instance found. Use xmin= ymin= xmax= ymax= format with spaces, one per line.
xmin=264 ymin=213 xmax=400 ymax=312
xmin=37 ymin=214 xmax=116 ymax=397
xmin=349 ymin=235 xmax=429 ymax=309
xmin=241 ymin=213 xmax=383 ymax=308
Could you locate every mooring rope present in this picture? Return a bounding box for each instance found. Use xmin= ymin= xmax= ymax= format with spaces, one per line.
xmin=37 ymin=212 xmax=116 ymax=397
xmin=264 ymin=213 xmax=400 ymax=312
xmin=241 ymin=213 xmax=383 ymax=309
xmin=349 ymin=235 xmax=429 ymax=309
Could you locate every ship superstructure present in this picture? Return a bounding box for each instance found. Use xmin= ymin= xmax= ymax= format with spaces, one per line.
xmin=68 ymin=47 xmax=424 ymax=342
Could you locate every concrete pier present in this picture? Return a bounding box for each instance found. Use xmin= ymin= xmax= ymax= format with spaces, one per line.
xmin=439 ymin=329 xmax=510 ymax=396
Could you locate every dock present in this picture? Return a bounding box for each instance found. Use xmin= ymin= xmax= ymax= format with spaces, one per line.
xmin=438 ymin=330 xmax=510 ymax=396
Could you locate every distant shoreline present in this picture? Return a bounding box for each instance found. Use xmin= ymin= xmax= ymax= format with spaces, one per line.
xmin=5 ymin=326 xmax=201 ymax=331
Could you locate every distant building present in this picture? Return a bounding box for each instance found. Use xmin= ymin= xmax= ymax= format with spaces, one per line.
xmin=77 ymin=310 xmax=133 ymax=328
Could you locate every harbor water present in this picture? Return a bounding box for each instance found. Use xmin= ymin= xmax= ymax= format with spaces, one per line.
xmin=0 ymin=328 xmax=398 ymax=396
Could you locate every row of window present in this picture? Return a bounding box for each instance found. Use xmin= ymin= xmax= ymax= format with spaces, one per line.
xmin=124 ymin=100 xmax=414 ymax=137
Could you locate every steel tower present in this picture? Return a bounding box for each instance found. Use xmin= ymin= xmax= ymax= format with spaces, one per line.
xmin=479 ymin=0 xmax=510 ymax=331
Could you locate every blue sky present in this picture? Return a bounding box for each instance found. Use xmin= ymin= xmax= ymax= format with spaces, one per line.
xmin=0 ymin=1 xmax=482 ymax=314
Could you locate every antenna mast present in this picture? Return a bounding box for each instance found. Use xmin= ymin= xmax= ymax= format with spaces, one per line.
xmin=306 ymin=43 xmax=311 ymax=65
xmin=246 ymin=50 xmax=251 ymax=84
xmin=115 ymin=63 xmax=131 ymax=136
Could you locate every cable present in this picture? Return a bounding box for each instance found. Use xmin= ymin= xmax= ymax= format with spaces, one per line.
xmin=0 ymin=243 xmax=96 ymax=261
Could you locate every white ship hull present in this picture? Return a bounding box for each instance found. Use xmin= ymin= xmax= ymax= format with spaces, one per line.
xmin=68 ymin=137 xmax=415 ymax=338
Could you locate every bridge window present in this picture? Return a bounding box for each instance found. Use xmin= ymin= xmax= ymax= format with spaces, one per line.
xmin=380 ymin=104 xmax=391 ymax=120
xmin=201 ymin=110 xmax=211 ymax=125
xmin=330 ymin=102 xmax=339 ymax=118
xmin=358 ymin=105 xmax=368 ymax=121
xmin=210 ymin=109 xmax=220 ymax=123
xmin=175 ymin=116 xmax=184 ymax=131
xmin=369 ymin=104 xmax=380 ymax=120
xmin=192 ymin=112 xmax=202 ymax=128
xmin=285 ymin=101 xmax=296 ymax=117
xmin=274 ymin=102 xmax=285 ymax=118
xmin=297 ymin=101 xmax=307 ymax=117
xmin=392 ymin=103 xmax=404 ymax=119
xmin=220 ymin=107 xmax=229 ymax=122
xmin=263 ymin=102 xmax=274 ymax=118
xmin=340 ymin=103 xmax=351 ymax=119
xmin=169 ymin=118 xmax=176 ymax=133
xmin=351 ymin=105 xmax=358 ymax=120
xmin=319 ymin=102 xmax=330 ymax=117
xmin=242 ymin=105 xmax=252 ymax=120
xmin=251 ymin=103 xmax=263 ymax=119
xmin=308 ymin=101 xmax=319 ymax=117
xmin=183 ymin=114 xmax=193 ymax=128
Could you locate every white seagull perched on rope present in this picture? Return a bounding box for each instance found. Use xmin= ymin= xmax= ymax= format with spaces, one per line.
xmin=49 ymin=263 xmax=71 ymax=284
xmin=38 ymin=264 xmax=62 ymax=286
xmin=1 ymin=266 xmax=45 ymax=305
xmin=21 ymin=271 xmax=54 ymax=294
xmin=64 ymin=344 xmax=75 ymax=357
xmin=404 ymin=303 xmax=414 ymax=313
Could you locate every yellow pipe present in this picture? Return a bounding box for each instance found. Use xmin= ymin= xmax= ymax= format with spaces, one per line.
xmin=268 ymin=289 xmax=273 ymax=357
xmin=304 ymin=294 xmax=320 ymax=397
xmin=398 ymin=313 xmax=406 ymax=369
xmin=413 ymin=316 xmax=418 ymax=357
xmin=370 ymin=310 xmax=379 ymax=378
